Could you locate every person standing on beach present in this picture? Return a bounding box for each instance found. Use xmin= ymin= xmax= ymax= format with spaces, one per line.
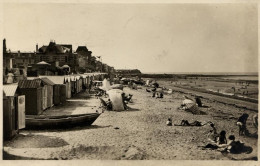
xmin=237 ymin=113 xmax=249 ymax=135
xmin=89 ymin=80 xmax=93 ymax=93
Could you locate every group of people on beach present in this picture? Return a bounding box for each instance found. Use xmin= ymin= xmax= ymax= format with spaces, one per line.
xmin=203 ymin=115 xmax=257 ymax=155
xmin=145 ymin=82 xmax=164 ymax=99
xmin=166 ymin=112 xmax=255 ymax=154
xmin=102 ymin=92 xmax=133 ymax=111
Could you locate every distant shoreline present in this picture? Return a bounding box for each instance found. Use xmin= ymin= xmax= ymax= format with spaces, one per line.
xmin=138 ymin=73 xmax=259 ymax=82
xmin=142 ymin=72 xmax=258 ymax=76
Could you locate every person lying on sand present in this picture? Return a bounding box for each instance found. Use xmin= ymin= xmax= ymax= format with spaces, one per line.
xmin=174 ymin=120 xmax=212 ymax=126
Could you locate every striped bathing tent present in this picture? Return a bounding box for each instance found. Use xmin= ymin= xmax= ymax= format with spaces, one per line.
xmin=182 ymin=99 xmax=200 ymax=114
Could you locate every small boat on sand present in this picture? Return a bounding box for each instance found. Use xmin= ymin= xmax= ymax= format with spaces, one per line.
xmin=25 ymin=113 xmax=101 ymax=129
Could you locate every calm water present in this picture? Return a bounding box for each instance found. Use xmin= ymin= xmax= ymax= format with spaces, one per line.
xmin=220 ymin=76 xmax=258 ymax=81
xmin=143 ymin=72 xmax=258 ymax=81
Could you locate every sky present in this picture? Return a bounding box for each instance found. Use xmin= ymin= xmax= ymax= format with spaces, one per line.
xmin=2 ymin=2 xmax=258 ymax=73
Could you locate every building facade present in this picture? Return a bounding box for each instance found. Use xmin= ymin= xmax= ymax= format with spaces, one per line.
xmin=36 ymin=41 xmax=78 ymax=73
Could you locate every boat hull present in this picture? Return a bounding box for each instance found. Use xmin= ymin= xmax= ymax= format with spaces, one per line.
xmin=25 ymin=113 xmax=101 ymax=129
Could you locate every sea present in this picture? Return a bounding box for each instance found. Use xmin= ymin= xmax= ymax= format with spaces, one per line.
xmin=143 ymin=72 xmax=258 ymax=81
xmin=143 ymin=72 xmax=258 ymax=75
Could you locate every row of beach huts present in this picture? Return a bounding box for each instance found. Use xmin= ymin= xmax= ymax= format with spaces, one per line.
xmin=3 ymin=73 xmax=107 ymax=140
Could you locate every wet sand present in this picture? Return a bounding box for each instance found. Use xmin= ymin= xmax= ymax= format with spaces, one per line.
xmin=3 ymin=87 xmax=258 ymax=160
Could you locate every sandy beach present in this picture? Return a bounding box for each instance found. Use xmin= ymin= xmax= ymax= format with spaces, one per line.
xmin=3 ymin=85 xmax=258 ymax=160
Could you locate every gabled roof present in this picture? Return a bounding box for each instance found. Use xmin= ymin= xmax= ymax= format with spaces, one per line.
xmin=39 ymin=76 xmax=65 ymax=84
xmin=3 ymin=84 xmax=19 ymax=96
xmin=37 ymin=61 xmax=51 ymax=65
xmin=69 ymin=76 xmax=76 ymax=81
xmin=64 ymin=76 xmax=71 ymax=82
xmin=40 ymin=77 xmax=55 ymax=86
xmin=62 ymin=65 xmax=70 ymax=68
xmin=75 ymin=76 xmax=81 ymax=80
xmin=18 ymin=79 xmax=43 ymax=89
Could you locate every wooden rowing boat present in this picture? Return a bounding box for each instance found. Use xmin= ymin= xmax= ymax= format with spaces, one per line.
xmin=25 ymin=113 xmax=101 ymax=129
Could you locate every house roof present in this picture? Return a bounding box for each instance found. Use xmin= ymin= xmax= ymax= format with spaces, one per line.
xmin=76 ymin=46 xmax=88 ymax=52
xmin=38 ymin=46 xmax=47 ymax=53
xmin=64 ymin=76 xmax=71 ymax=82
xmin=39 ymin=76 xmax=65 ymax=84
xmin=26 ymin=77 xmax=38 ymax=80
xmin=3 ymin=84 xmax=19 ymax=96
xmin=37 ymin=61 xmax=51 ymax=65
xmin=62 ymin=65 xmax=70 ymax=68
xmin=69 ymin=76 xmax=76 ymax=81
xmin=38 ymin=42 xmax=72 ymax=54
xmin=18 ymin=79 xmax=43 ymax=89
xmin=40 ymin=77 xmax=55 ymax=86
xmin=75 ymin=76 xmax=81 ymax=80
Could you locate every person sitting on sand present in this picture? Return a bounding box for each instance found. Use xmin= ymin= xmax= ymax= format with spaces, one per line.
xmin=124 ymin=94 xmax=133 ymax=103
xmin=121 ymin=93 xmax=128 ymax=110
xmin=152 ymin=91 xmax=156 ymax=98
xmin=95 ymin=91 xmax=103 ymax=98
xmin=237 ymin=113 xmax=249 ymax=136
xmin=222 ymin=135 xmax=245 ymax=153
xmin=253 ymin=114 xmax=258 ymax=129
xmin=155 ymin=92 xmax=160 ymax=98
xmin=166 ymin=118 xmax=172 ymax=126
xmin=207 ymin=123 xmax=218 ymax=143
xmin=216 ymin=130 xmax=227 ymax=145
xmin=195 ymin=96 xmax=202 ymax=107
xmin=202 ymin=130 xmax=228 ymax=150
xmin=159 ymin=92 xmax=164 ymax=98
xmin=205 ymin=135 xmax=246 ymax=153
xmin=106 ymin=99 xmax=112 ymax=111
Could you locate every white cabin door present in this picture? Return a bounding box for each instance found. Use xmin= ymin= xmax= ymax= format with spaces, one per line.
xmin=18 ymin=95 xmax=25 ymax=129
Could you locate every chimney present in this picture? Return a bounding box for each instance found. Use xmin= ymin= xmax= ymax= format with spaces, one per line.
xmin=3 ymin=38 xmax=6 ymax=53
xmin=36 ymin=43 xmax=38 ymax=52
